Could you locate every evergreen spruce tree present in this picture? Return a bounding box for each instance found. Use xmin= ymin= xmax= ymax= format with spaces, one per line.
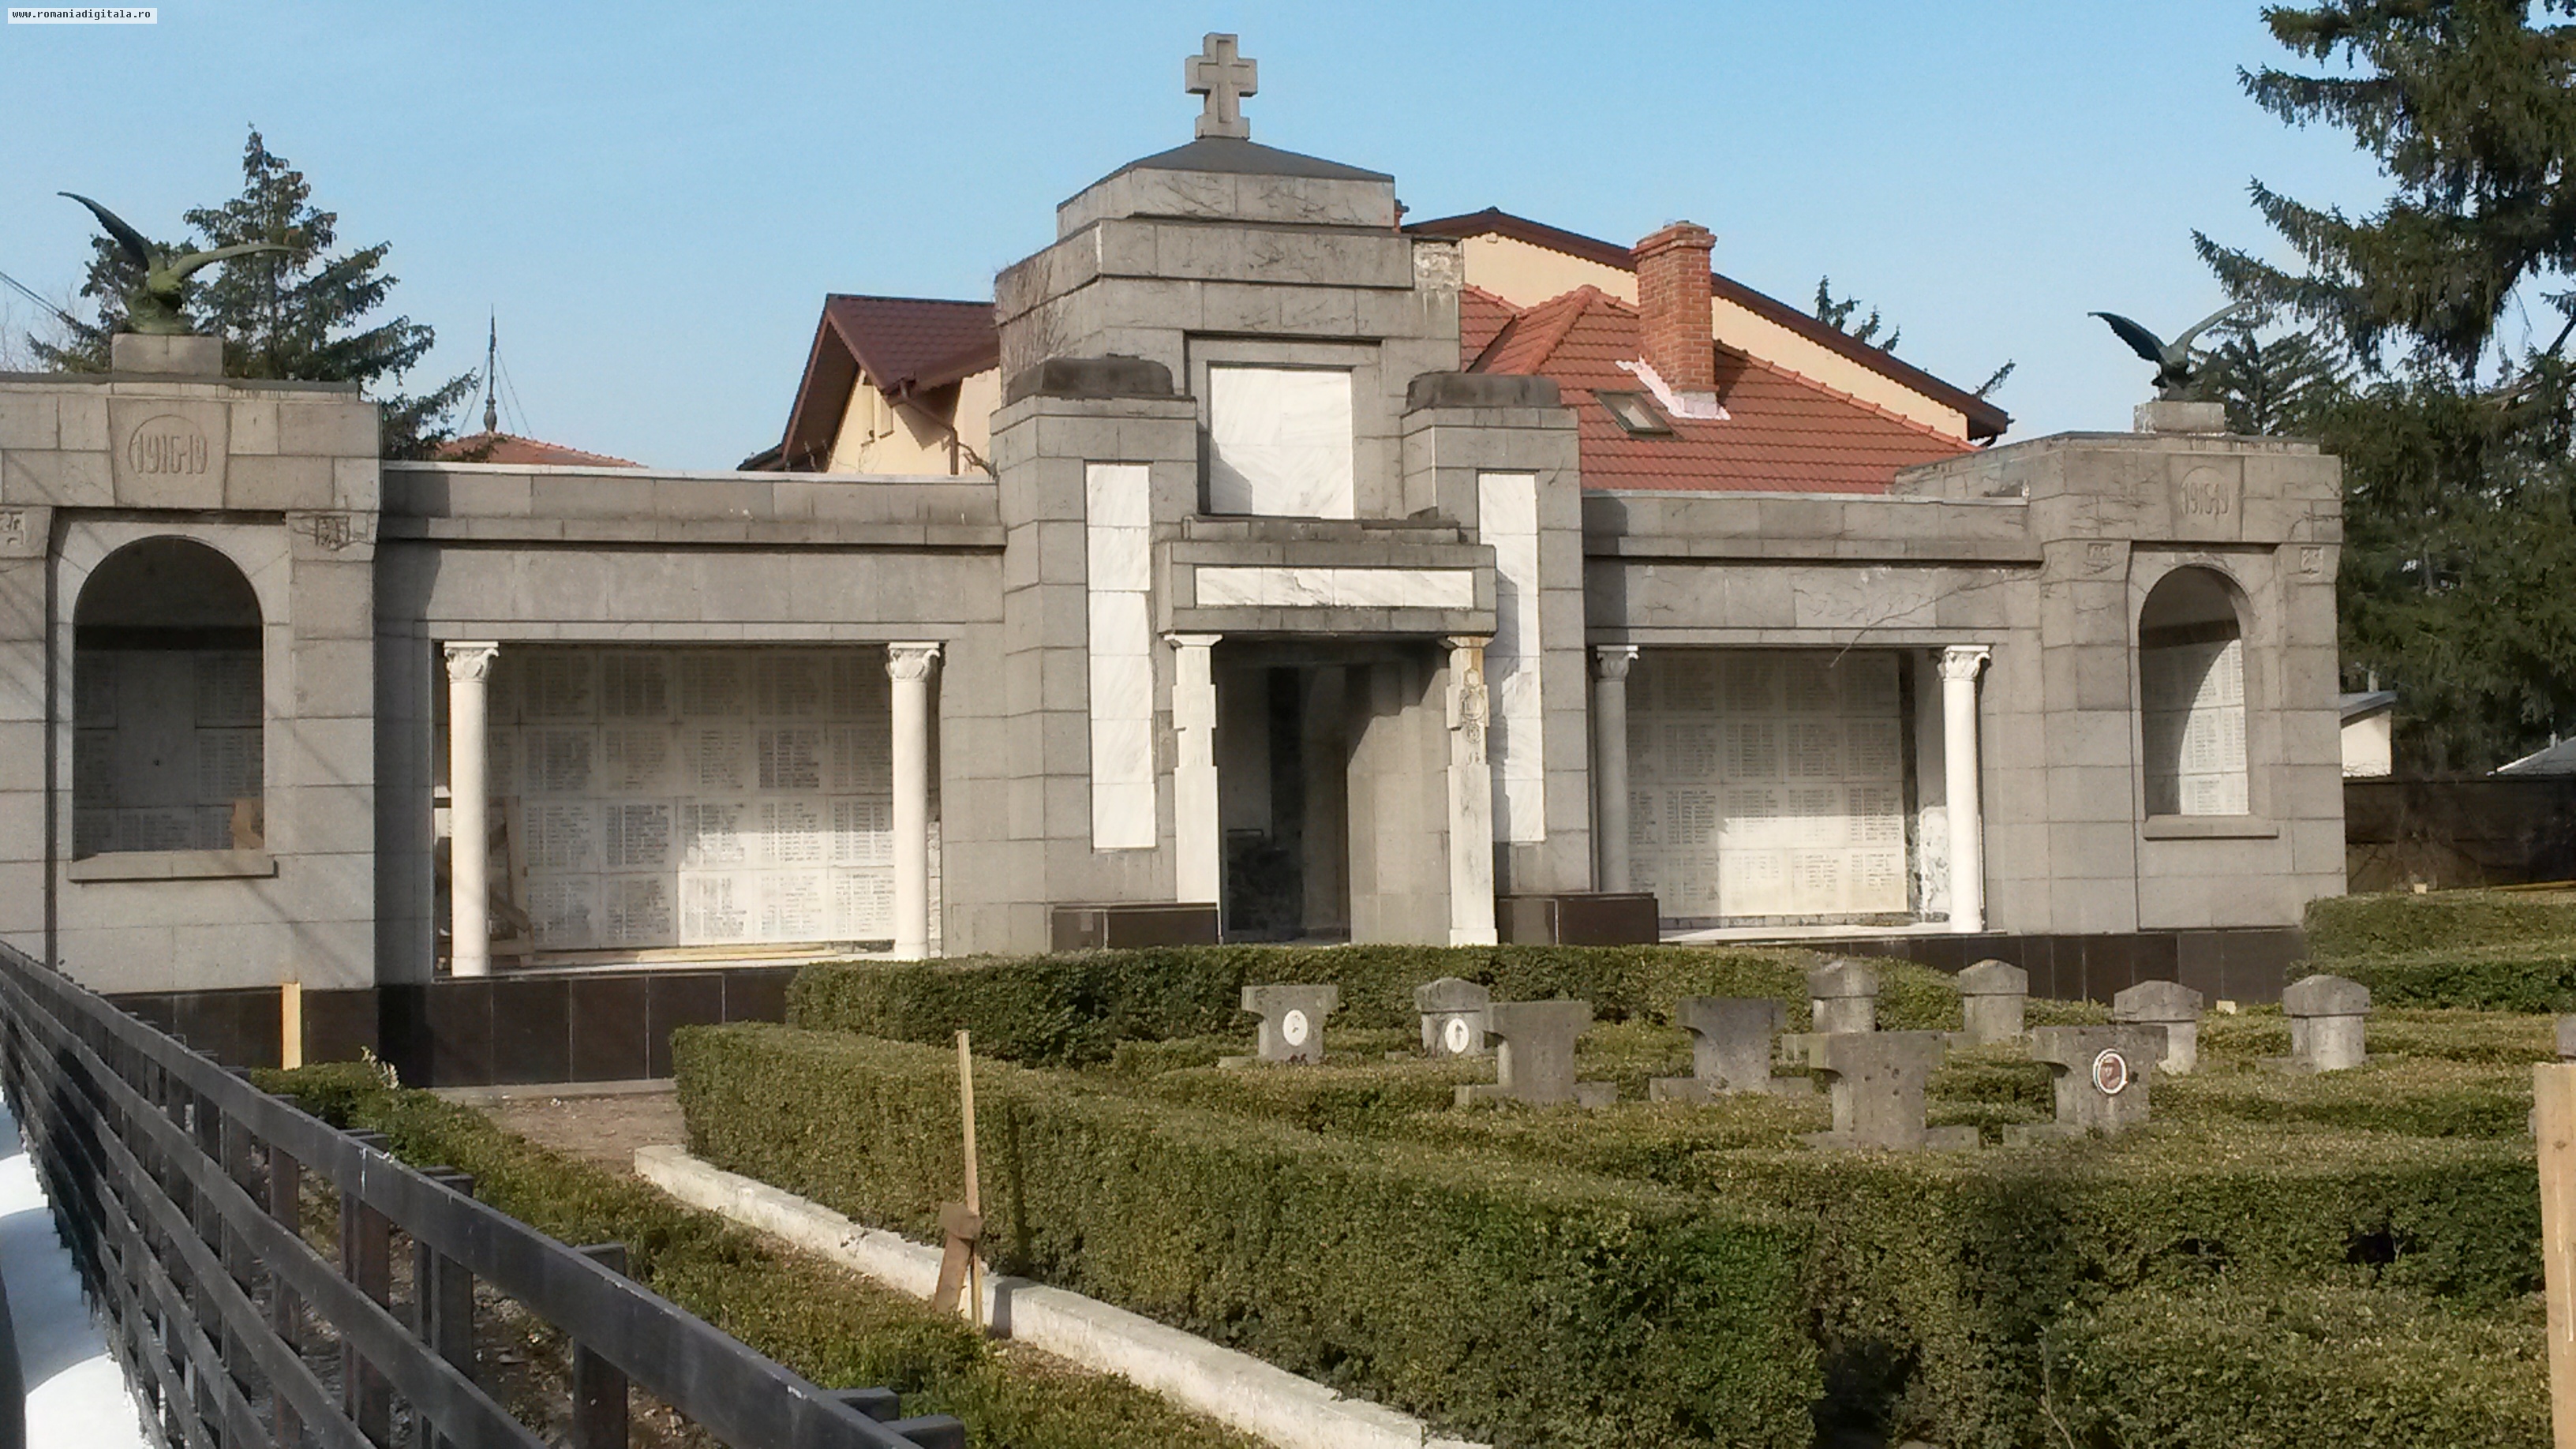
xmin=2198 ymin=0 xmax=2576 ymax=770
xmin=33 ymin=129 xmax=472 ymax=458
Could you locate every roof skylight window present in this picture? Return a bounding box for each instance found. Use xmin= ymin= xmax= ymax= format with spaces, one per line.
xmin=1596 ymin=390 xmax=1674 ymax=436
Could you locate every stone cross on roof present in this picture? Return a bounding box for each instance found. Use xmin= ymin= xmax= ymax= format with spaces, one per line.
xmin=1186 ymin=32 xmax=1257 ymax=140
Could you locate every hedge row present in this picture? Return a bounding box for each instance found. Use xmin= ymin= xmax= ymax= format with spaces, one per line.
xmin=2305 ymin=889 xmax=2576 ymax=960
xmin=1050 ymin=1024 xmax=2548 ymax=1446
xmin=674 ymin=1024 xmax=1821 ymax=1449
xmin=256 ymin=1064 xmax=1261 ymax=1449
xmin=2045 ymin=1280 xmax=2548 ymax=1447
xmin=785 ymin=944 xmax=2094 ymax=1066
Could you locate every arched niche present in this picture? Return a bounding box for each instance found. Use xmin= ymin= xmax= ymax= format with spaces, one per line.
xmin=2137 ymin=566 xmax=2248 ymax=817
xmin=73 ymin=537 xmax=265 ymax=856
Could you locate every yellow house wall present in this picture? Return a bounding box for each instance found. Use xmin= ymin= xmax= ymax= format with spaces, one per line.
xmin=1455 ymin=234 xmax=1971 ymax=441
xmin=827 ymin=367 xmax=1002 ymax=475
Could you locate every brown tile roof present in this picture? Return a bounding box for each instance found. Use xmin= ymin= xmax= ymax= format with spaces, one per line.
xmin=1465 ymin=286 xmax=1975 ymax=493
xmin=434 ymin=432 xmax=642 ymax=468
xmin=824 ymin=294 xmax=999 ymax=397
xmin=1411 ymin=208 xmax=2009 ymax=442
xmin=767 ymin=294 xmax=998 ymax=471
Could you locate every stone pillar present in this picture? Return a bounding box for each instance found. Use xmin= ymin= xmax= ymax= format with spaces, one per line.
xmin=1446 ymin=636 xmax=1498 ymax=947
xmin=887 ymin=642 xmax=942 ymax=960
xmin=1166 ymin=634 xmax=1222 ymax=905
xmin=1592 ymin=646 xmax=1638 ymax=893
xmin=1938 ymin=646 xmax=1990 ymax=934
xmin=443 ymin=642 xmax=500 ymax=979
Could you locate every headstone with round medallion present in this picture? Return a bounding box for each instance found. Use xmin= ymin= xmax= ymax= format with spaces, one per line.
xmin=2004 ymin=1024 xmax=2168 ymax=1143
xmin=1234 ymin=983 xmax=1339 ymax=1065
xmin=1414 ymin=976 xmax=1492 ymax=1058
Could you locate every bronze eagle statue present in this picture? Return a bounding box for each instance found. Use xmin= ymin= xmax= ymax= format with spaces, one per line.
xmin=2091 ymin=301 xmax=2252 ymax=399
xmin=59 ymin=192 xmax=288 ymax=336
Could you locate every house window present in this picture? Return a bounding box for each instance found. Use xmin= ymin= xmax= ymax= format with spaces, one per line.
xmin=1594 ymin=390 xmax=1673 ymax=436
xmin=1205 ymin=365 xmax=1354 ymax=518
xmin=73 ymin=538 xmax=264 ymax=856
xmin=2139 ymin=567 xmax=2248 ymax=816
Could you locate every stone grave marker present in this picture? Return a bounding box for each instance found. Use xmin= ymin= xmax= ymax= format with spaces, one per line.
xmin=2265 ymin=974 xmax=2371 ymax=1074
xmin=1415 ymin=976 xmax=1492 ymax=1058
xmin=1456 ymin=1000 xmax=1616 ymax=1109
xmin=1226 ymin=984 xmax=1339 ymax=1066
xmin=1793 ymin=1030 xmax=1976 ymax=1151
xmin=1809 ymin=958 xmax=1880 ymax=1035
xmin=1650 ymin=997 xmax=1811 ymax=1101
xmin=2004 ymin=1024 xmax=2169 ymax=1143
xmin=2111 ymin=979 xmax=2204 ymax=1075
xmin=1956 ymin=960 xmax=2027 ymax=1045
xmin=2559 ymin=1016 xmax=2576 ymax=1062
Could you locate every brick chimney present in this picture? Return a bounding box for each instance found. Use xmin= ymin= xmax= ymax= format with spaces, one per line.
xmin=1631 ymin=222 xmax=1720 ymax=415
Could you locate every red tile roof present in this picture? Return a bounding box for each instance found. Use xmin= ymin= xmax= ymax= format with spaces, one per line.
xmin=767 ymin=294 xmax=999 ymax=471
xmin=1465 ymin=286 xmax=1975 ymax=493
xmin=434 ymin=432 xmax=642 ymax=468
xmin=1412 ymin=208 xmax=2009 ymax=442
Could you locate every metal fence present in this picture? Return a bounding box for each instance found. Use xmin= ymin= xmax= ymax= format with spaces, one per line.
xmin=0 ymin=941 xmax=963 ymax=1449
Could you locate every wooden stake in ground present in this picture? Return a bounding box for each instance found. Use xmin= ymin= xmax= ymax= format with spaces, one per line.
xmin=2537 ymin=1061 xmax=2576 ymax=1449
xmin=931 ymin=1030 xmax=987 ymax=1332
xmin=279 ymin=979 xmax=303 ymax=1071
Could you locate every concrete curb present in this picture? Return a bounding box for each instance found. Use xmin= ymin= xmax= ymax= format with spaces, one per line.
xmin=634 ymin=1145 xmax=1486 ymax=1449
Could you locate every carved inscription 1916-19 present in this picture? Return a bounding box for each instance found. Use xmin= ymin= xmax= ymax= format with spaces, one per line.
xmin=126 ymin=414 xmax=211 ymax=476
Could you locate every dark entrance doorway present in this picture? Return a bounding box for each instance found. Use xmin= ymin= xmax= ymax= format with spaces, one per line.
xmin=1218 ymin=660 xmax=1351 ymax=940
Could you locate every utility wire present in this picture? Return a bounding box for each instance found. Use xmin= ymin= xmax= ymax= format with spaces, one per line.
xmin=0 ymin=266 xmax=80 ymax=329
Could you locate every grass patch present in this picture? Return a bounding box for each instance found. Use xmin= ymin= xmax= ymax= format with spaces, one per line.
xmin=256 ymin=1064 xmax=1262 ymax=1449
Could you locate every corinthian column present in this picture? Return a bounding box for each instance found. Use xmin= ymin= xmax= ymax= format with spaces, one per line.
xmin=1939 ymin=645 xmax=1991 ymax=934
xmin=887 ymin=642 xmax=942 ymax=959
xmin=444 ymin=642 xmax=500 ymax=978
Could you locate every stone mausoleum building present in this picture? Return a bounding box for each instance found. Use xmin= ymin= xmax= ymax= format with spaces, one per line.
xmin=0 ymin=38 xmax=2345 ymax=1035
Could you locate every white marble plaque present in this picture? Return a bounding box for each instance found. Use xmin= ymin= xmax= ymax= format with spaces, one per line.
xmin=478 ymin=646 xmax=917 ymax=955
xmin=1193 ymin=566 xmax=1476 ymax=610
xmin=1631 ymin=650 xmax=1908 ymax=919
xmin=1085 ymin=462 xmax=1158 ymax=849
xmin=1206 ymin=366 xmax=1354 ymax=519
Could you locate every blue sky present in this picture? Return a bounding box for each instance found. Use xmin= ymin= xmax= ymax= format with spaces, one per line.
xmin=4 ymin=2 xmax=2401 ymax=468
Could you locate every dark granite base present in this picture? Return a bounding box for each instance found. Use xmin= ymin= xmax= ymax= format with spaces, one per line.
xmin=107 ymin=964 xmax=799 ymax=1088
xmin=1050 ymin=902 xmax=1222 ymax=951
xmin=1499 ymin=893 xmax=1661 ymax=945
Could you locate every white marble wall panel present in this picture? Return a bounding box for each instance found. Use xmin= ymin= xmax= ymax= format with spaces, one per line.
xmin=2143 ymin=636 xmax=2248 ymax=815
xmin=1084 ymin=463 xmax=1156 ymax=848
xmin=1205 ymin=366 xmax=1354 ymax=518
xmin=1193 ymin=566 xmax=1476 ymax=610
xmin=1628 ymin=650 xmax=1908 ymax=919
xmin=1478 ymin=471 xmax=1544 ymax=843
xmin=476 ymin=644 xmax=916 ymax=953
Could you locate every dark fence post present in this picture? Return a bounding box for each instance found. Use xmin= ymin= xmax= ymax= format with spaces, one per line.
xmin=265 ymin=1141 xmax=304 ymax=1448
xmin=418 ymin=1169 xmax=477 ymax=1449
xmin=571 ymin=1244 xmax=630 ymax=1449
xmin=343 ymin=1129 xmax=395 ymax=1443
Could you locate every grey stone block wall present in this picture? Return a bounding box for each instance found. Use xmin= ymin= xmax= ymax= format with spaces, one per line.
xmin=2 ymin=370 xmax=386 ymax=991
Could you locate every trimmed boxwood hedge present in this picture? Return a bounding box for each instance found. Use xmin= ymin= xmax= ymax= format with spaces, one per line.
xmin=256 ymin=1064 xmax=1263 ymax=1449
xmin=2306 ymin=889 xmax=2576 ymax=960
xmin=2043 ymin=1280 xmax=2548 ymax=1447
xmin=675 ymin=1024 xmax=1822 ymax=1449
xmin=2302 ymin=890 xmax=2576 ymax=1010
xmin=693 ymin=989 xmax=2549 ymax=1449
xmin=784 ymin=944 xmax=2095 ymax=1066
